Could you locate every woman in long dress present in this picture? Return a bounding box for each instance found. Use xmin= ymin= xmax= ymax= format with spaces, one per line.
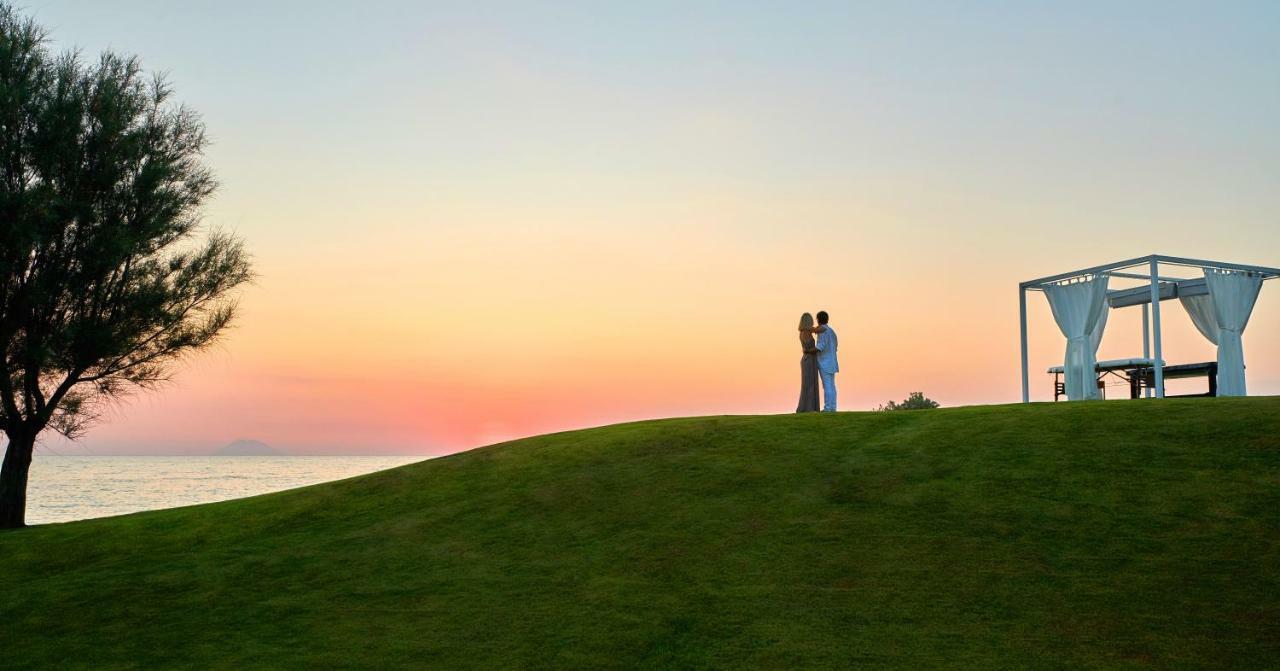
xmin=797 ymin=313 xmax=821 ymax=412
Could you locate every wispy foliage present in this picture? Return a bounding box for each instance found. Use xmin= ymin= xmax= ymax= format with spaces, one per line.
xmin=0 ymin=3 xmax=250 ymax=481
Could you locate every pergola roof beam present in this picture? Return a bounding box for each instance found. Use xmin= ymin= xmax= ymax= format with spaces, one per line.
xmin=1152 ymin=255 xmax=1280 ymax=276
xmin=1108 ymin=271 xmax=1188 ymax=283
xmin=1019 ymin=255 xmax=1155 ymax=289
xmin=1109 ymin=283 xmax=1176 ymax=308
xmin=1107 ymin=279 xmax=1208 ymax=308
xmin=1020 ymin=254 xmax=1280 ymax=290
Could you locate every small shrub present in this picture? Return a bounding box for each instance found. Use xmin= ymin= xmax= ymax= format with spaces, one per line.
xmin=877 ymin=392 xmax=940 ymax=411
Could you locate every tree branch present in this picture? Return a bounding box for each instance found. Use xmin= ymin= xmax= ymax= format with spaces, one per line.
xmin=36 ymin=367 xmax=85 ymax=427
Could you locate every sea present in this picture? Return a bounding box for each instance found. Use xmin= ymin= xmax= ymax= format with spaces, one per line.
xmin=25 ymin=455 xmax=425 ymax=525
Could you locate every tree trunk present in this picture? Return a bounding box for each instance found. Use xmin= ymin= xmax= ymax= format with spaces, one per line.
xmin=0 ymin=428 xmax=35 ymax=529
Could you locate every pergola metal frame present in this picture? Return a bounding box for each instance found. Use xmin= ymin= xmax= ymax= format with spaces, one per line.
xmin=1019 ymin=254 xmax=1280 ymax=403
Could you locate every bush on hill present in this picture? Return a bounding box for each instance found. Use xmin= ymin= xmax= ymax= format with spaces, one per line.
xmin=877 ymin=391 xmax=940 ymax=411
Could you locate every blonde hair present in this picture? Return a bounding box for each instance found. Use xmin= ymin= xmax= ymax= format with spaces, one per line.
xmin=798 ymin=312 xmax=814 ymax=331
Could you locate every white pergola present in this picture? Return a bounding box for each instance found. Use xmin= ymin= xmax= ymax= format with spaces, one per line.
xmin=1019 ymin=254 xmax=1280 ymax=402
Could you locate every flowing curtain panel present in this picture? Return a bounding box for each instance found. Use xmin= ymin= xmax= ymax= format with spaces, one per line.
xmin=1204 ymin=269 xmax=1264 ymax=396
xmin=1090 ymin=301 xmax=1110 ymax=355
xmin=1179 ymin=293 xmax=1219 ymax=345
xmin=1045 ymin=275 xmax=1110 ymax=400
xmin=1084 ymin=303 xmax=1110 ymax=399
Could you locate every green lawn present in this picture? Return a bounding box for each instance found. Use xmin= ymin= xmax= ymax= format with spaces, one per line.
xmin=2 ymin=398 xmax=1278 ymax=669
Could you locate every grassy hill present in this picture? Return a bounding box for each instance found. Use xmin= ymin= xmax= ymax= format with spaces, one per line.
xmin=2 ymin=399 xmax=1278 ymax=669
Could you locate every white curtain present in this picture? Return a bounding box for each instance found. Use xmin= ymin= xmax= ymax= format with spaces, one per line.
xmin=1204 ymin=269 xmax=1264 ymax=396
xmin=1179 ymin=293 xmax=1219 ymax=345
xmin=1090 ymin=300 xmax=1109 ymax=355
xmin=1045 ymin=275 xmax=1110 ymax=400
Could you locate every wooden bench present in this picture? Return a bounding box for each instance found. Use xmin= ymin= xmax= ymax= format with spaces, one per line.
xmin=1126 ymin=362 xmax=1218 ymax=399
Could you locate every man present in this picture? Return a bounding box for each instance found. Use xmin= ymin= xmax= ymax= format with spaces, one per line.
xmin=814 ymin=311 xmax=839 ymax=412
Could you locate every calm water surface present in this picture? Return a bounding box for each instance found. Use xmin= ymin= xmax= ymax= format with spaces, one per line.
xmin=26 ymin=456 xmax=424 ymax=524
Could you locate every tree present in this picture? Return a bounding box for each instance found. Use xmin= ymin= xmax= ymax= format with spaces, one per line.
xmin=0 ymin=6 xmax=251 ymax=528
xmin=876 ymin=392 xmax=940 ymax=412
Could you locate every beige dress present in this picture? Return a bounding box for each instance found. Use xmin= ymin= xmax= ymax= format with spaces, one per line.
xmin=797 ymin=332 xmax=820 ymax=413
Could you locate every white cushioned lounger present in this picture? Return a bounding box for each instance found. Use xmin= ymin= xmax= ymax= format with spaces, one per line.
xmin=1046 ymin=358 xmax=1164 ymax=375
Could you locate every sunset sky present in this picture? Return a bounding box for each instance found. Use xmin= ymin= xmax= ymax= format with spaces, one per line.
xmin=33 ymin=1 xmax=1280 ymax=455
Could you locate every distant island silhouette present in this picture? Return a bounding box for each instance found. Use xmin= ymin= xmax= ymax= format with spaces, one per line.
xmin=215 ymin=439 xmax=283 ymax=456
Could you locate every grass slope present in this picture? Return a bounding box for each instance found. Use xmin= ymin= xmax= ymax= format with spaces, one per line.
xmin=2 ymin=399 xmax=1278 ymax=670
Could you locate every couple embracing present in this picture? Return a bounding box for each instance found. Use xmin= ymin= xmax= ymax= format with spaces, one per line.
xmin=797 ymin=311 xmax=838 ymax=413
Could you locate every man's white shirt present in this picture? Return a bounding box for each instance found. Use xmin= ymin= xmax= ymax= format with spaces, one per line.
xmin=816 ymin=326 xmax=839 ymax=374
